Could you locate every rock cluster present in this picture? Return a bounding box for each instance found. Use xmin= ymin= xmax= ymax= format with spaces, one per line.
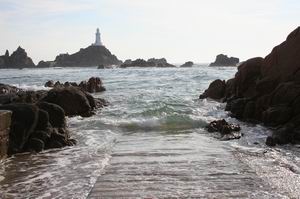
xmin=206 ymin=119 xmax=242 ymax=140
xmin=200 ymin=27 xmax=300 ymax=146
xmin=54 ymin=45 xmax=122 ymax=67
xmin=180 ymin=61 xmax=194 ymax=67
xmin=0 ymin=78 xmax=107 ymax=155
xmin=44 ymin=77 xmax=106 ymax=93
xmin=0 ymin=47 xmax=35 ymax=69
xmin=120 ymin=58 xmax=175 ymax=68
xmin=209 ymin=54 xmax=239 ymax=66
xmin=0 ymin=103 xmax=75 ymax=154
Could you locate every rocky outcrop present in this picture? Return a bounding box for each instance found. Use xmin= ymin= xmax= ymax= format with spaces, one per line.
xmin=180 ymin=61 xmax=194 ymax=67
xmin=200 ymin=27 xmax=300 ymax=146
xmin=0 ymin=103 xmax=76 ymax=154
xmin=206 ymin=119 xmax=242 ymax=140
xmin=0 ymin=81 xmax=108 ymax=155
xmin=44 ymin=77 xmax=106 ymax=93
xmin=120 ymin=58 xmax=175 ymax=68
xmin=210 ymin=54 xmax=239 ymax=67
xmin=54 ymin=45 xmax=122 ymax=67
xmin=199 ymin=79 xmax=226 ymax=100
xmin=0 ymin=47 xmax=35 ymax=69
xmin=41 ymin=87 xmax=106 ymax=117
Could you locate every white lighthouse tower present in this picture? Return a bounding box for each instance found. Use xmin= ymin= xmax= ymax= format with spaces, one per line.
xmin=94 ymin=28 xmax=103 ymax=46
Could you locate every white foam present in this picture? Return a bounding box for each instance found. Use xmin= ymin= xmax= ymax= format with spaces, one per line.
xmin=12 ymin=84 xmax=50 ymax=91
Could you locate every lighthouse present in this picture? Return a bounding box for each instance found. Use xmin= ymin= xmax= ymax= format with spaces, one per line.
xmin=94 ymin=28 xmax=103 ymax=46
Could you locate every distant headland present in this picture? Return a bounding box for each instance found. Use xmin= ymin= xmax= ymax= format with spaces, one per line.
xmin=0 ymin=28 xmax=122 ymax=69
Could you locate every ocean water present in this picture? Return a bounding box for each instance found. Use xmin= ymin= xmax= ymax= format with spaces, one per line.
xmin=0 ymin=66 xmax=300 ymax=198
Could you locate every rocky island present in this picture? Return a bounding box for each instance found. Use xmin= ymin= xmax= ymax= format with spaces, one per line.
xmin=209 ymin=54 xmax=239 ymax=66
xmin=0 ymin=29 xmax=122 ymax=69
xmin=53 ymin=45 xmax=121 ymax=67
xmin=180 ymin=61 xmax=194 ymax=67
xmin=120 ymin=58 xmax=175 ymax=68
xmin=0 ymin=47 xmax=35 ymax=69
xmin=200 ymin=26 xmax=300 ymax=146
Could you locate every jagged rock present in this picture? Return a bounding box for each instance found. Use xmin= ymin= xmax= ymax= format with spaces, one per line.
xmin=0 ymin=102 xmax=76 ymax=154
xmin=201 ymin=26 xmax=300 ymax=146
xmin=54 ymin=45 xmax=121 ymax=67
xmin=120 ymin=58 xmax=175 ymax=68
xmin=45 ymin=80 xmax=54 ymax=87
xmin=44 ymin=77 xmax=106 ymax=93
xmin=8 ymin=47 xmax=35 ymax=68
xmin=210 ymin=54 xmax=239 ymax=66
xmin=41 ymin=87 xmax=97 ymax=117
xmin=234 ymin=57 xmax=263 ymax=98
xmin=262 ymin=106 xmax=292 ymax=126
xmin=266 ymin=125 xmax=295 ymax=146
xmin=199 ymin=79 xmax=226 ymax=100
xmin=37 ymin=102 xmax=66 ymax=128
xmin=0 ymin=104 xmax=39 ymax=154
xmin=206 ymin=119 xmax=241 ymax=140
xmin=0 ymin=83 xmax=22 ymax=94
xmin=79 ymin=77 xmax=106 ymax=93
xmin=180 ymin=61 xmax=194 ymax=67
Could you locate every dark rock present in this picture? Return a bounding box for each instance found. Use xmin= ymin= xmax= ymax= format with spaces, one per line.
xmin=224 ymin=78 xmax=236 ymax=99
xmin=41 ymin=87 xmax=94 ymax=117
xmin=54 ymin=45 xmax=122 ymax=67
xmin=45 ymin=80 xmax=54 ymax=87
xmin=54 ymin=81 xmax=62 ymax=87
xmin=180 ymin=61 xmax=194 ymax=67
xmin=98 ymin=64 xmax=105 ymax=69
xmin=262 ymin=106 xmax=292 ymax=126
xmin=256 ymin=77 xmax=279 ymax=96
xmin=79 ymin=77 xmax=106 ymax=93
xmin=206 ymin=119 xmax=228 ymax=132
xmin=206 ymin=119 xmax=242 ymax=140
xmin=234 ymin=57 xmax=263 ymax=98
xmin=0 ymin=83 xmax=22 ymax=94
xmin=120 ymin=58 xmax=175 ymax=68
xmin=4 ymin=47 xmax=35 ymax=68
xmin=266 ymin=136 xmax=276 ymax=146
xmin=0 ymin=93 xmax=19 ymax=104
xmin=14 ymin=90 xmax=47 ymax=104
xmin=267 ymin=125 xmax=295 ymax=145
xmin=44 ymin=77 xmax=106 ymax=93
xmin=46 ymin=132 xmax=69 ymax=149
xmin=227 ymin=98 xmax=250 ymax=119
xmin=0 ymin=87 xmax=79 ymax=154
xmin=0 ymin=104 xmax=39 ymax=154
xmin=201 ymin=27 xmax=300 ymax=146
xmin=242 ymin=101 xmax=256 ymax=121
xmin=261 ymin=27 xmax=300 ymax=82
xmin=30 ymin=130 xmax=51 ymax=143
xmin=37 ymin=102 xmax=66 ymax=128
xmin=210 ymin=54 xmax=239 ymax=67
xmin=35 ymin=109 xmax=50 ymax=130
xmin=199 ymin=79 xmax=226 ymax=100
xmin=26 ymin=138 xmax=44 ymax=152
xmin=270 ymin=82 xmax=300 ymax=106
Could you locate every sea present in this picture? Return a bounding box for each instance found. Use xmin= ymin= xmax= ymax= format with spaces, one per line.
xmin=0 ymin=66 xmax=300 ymax=198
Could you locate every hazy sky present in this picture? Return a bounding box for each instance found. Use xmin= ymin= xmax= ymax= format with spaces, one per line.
xmin=0 ymin=0 xmax=299 ymax=64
